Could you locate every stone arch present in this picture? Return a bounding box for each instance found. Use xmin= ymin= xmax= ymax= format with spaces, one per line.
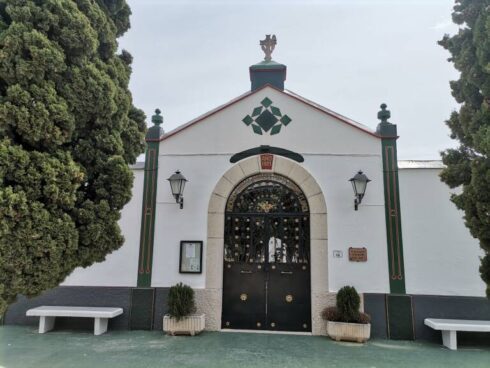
xmin=198 ymin=155 xmax=330 ymax=335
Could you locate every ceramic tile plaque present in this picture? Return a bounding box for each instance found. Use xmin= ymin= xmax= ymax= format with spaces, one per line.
xmin=260 ymin=154 xmax=273 ymax=170
xmin=348 ymin=247 xmax=367 ymax=262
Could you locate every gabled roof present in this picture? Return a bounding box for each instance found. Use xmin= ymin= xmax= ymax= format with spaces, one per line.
xmin=149 ymin=84 xmax=380 ymax=143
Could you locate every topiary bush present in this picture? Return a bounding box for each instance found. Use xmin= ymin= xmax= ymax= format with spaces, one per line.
xmin=321 ymin=285 xmax=370 ymax=324
xmin=167 ymin=283 xmax=196 ymax=321
xmin=336 ymin=286 xmax=360 ymax=322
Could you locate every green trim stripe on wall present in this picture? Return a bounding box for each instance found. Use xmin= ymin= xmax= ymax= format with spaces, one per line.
xmin=381 ymin=138 xmax=406 ymax=294
xmin=137 ymin=142 xmax=160 ymax=287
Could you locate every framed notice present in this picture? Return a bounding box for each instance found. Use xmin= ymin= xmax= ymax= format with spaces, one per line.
xmin=179 ymin=241 xmax=203 ymax=274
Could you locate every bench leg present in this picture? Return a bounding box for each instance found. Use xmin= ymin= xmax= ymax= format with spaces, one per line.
xmin=94 ymin=318 xmax=109 ymax=336
xmin=442 ymin=330 xmax=457 ymax=350
xmin=39 ymin=316 xmax=55 ymax=334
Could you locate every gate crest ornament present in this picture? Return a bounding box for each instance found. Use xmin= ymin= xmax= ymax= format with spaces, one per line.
xmin=242 ymin=97 xmax=292 ymax=135
xmin=257 ymin=200 xmax=276 ymax=213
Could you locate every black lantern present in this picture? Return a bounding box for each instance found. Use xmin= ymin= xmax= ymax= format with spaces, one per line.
xmin=167 ymin=170 xmax=187 ymax=209
xmin=349 ymin=171 xmax=371 ymax=211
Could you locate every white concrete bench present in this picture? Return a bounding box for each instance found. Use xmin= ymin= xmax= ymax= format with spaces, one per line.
xmin=26 ymin=306 xmax=123 ymax=335
xmin=424 ymin=318 xmax=490 ymax=350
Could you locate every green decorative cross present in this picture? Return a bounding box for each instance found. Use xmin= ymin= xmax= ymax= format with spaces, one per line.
xmin=242 ymin=98 xmax=292 ymax=135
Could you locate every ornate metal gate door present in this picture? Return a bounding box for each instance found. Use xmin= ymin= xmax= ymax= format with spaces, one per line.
xmin=222 ymin=174 xmax=311 ymax=332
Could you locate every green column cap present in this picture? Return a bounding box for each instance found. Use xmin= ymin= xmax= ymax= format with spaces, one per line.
xmin=249 ymin=60 xmax=287 ymax=91
xmin=376 ymin=103 xmax=397 ymax=137
xmin=146 ymin=108 xmax=165 ymax=141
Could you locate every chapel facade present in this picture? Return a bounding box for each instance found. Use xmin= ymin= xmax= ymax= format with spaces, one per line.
xmin=5 ymin=36 xmax=489 ymax=341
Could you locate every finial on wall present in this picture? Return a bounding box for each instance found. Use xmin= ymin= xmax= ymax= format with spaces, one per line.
xmin=152 ymin=108 xmax=163 ymax=126
xmin=375 ymin=103 xmax=397 ymax=137
xmin=377 ymin=103 xmax=391 ymax=124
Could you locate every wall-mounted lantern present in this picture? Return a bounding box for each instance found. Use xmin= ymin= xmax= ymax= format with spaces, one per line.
xmin=349 ymin=171 xmax=371 ymax=211
xmin=167 ymin=170 xmax=187 ymax=209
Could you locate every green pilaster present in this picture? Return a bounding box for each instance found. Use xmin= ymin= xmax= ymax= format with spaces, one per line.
xmin=377 ymin=104 xmax=406 ymax=294
xmin=137 ymin=109 xmax=164 ymax=287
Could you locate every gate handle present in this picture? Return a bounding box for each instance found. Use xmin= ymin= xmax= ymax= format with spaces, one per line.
xmin=240 ymin=270 xmax=252 ymax=274
xmin=280 ymin=271 xmax=293 ymax=275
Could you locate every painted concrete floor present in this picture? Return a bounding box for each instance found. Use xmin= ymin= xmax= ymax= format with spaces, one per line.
xmin=0 ymin=326 xmax=489 ymax=368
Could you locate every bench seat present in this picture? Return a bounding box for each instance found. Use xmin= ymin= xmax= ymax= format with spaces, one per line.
xmin=424 ymin=318 xmax=490 ymax=350
xmin=26 ymin=306 xmax=123 ymax=335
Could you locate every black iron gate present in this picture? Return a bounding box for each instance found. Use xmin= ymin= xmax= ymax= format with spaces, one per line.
xmin=222 ymin=174 xmax=311 ymax=332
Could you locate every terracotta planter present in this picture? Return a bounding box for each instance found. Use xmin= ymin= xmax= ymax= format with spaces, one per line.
xmin=163 ymin=314 xmax=205 ymax=336
xmin=327 ymin=321 xmax=371 ymax=343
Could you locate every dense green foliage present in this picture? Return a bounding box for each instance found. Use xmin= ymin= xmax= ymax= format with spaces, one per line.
xmin=439 ymin=0 xmax=490 ymax=297
xmin=167 ymin=283 xmax=196 ymax=321
xmin=0 ymin=0 xmax=146 ymax=314
xmin=336 ymin=286 xmax=361 ymax=323
xmin=321 ymin=286 xmax=370 ymax=324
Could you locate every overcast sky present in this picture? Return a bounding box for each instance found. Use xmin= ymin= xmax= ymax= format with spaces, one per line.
xmin=121 ymin=0 xmax=459 ymax=160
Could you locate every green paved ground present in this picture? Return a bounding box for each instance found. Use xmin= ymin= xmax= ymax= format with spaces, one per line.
xmin=0 ymin=326 xmax=489 ymax=368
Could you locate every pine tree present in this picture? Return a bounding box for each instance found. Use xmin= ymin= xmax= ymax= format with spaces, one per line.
xmin=0 ymin=0 xmax=146 ymax=314
xmin=439 ymin=0 xmax=490 ymax=297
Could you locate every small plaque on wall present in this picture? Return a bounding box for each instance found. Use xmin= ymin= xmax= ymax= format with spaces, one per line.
xmin=260 ymin=154 xmax=273 ymax=170
xmin=179 ymin=241 xmax=203 ymax=273
xmin=348 ymin=247 xmax=367 ymax=262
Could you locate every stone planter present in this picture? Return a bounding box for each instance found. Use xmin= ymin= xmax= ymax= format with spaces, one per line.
xmin=163 ymin=314 xmax=205 ymax=336
xmin=327 ymin=321 xmax=371 ymax=343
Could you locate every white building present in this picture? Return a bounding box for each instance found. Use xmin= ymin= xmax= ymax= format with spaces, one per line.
xmin=5 ymin=37 xmax=488 ymax=341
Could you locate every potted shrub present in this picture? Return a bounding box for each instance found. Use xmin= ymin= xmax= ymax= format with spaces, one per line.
xmin=322 ymin=286 xmax=371 ymax=343
xmin=163 ymin=283 xmax=205 ymax=336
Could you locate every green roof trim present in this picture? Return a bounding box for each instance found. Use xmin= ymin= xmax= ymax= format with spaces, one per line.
xmin=250 ymin=60 xmax=287 ymax=70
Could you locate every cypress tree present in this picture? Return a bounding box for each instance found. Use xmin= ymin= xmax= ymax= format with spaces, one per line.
xmin=0 ymin=0 xmax=146 ymax=314
xmin=439 ymin=0 xmax=490 ymax=296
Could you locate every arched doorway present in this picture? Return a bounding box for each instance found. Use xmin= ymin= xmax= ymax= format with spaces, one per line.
xmin=221 ymin=173 xmax=311 ymax=332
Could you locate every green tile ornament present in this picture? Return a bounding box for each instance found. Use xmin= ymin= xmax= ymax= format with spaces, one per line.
xmin=242 ymin=97 xmax=292 ymax=135
xmin=252 ymin=107 xmax=263 ymax=117
xmin=242 ymin=115 xmax=253 ymax=126
xmin=280 ymin=115 xmax=291 ymax=126
xmin=261 ymin=97 xmax=273 ymax=108
xmin=252 ymin=124 xmax=263 ymax=135
xmin=255 ymin=110 xmax=278 ymax=132
xmin=270 ymin=106 xmax=281 ymax=116
xmin=270 ymin=124 xmax=282 ymax=135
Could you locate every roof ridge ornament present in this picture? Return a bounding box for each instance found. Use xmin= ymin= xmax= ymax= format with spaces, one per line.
xmin=260 ymin=34 xmax=277 ymax=61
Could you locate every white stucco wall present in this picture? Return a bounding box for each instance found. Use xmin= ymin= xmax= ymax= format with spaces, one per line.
xmin=151 ymin=154 xmax=389 ymax=293
xmin=151 ymin=86 xmax=390 ymax=293
xmin=58 ymin=86 xmax=486 ymax=299
xmin=62 ymin=165 xmax=144 ymax=287
xmin=399 ymin=167 xmax=485 ymax=296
